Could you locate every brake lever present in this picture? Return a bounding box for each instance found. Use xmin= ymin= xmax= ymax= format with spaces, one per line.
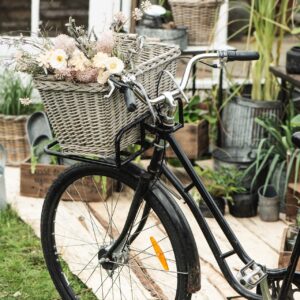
xmin=162 ymin=70 xmax=189 ymax=103
xmin=133 ymin=81 xmax=157 ymax=124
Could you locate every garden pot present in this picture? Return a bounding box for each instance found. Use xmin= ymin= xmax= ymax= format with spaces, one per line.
xmin=212 ymin=147 xmax=257 ymax=190
xmin=136 ymin=26 xmax=188 ymax=50
xmin=271 ymin=166 xmax=287 ymax=213
xmin=199 ymin=197 xmax=225 ymax=218
xmin=286 ymin=46 xmax=300 ymax=74
xmin=229 ymin=192 xmax=258 ymax=218
xmin=221 ymin=97 xmax=282 ymax=149
xmin=258 ymin=185 xmax=280 ymax=222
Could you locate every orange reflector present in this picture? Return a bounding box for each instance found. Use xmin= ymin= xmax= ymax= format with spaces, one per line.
xmin=150 ymin=236 xmax=169 ymax=271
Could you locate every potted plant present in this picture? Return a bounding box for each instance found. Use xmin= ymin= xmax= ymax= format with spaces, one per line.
xmin=221 ymin=0 xmax=296 ymax=149
xmin=244 ymin=103 xmax=300 ymax=213
xmin=0 ymin=71 xmax=40 ymax=165
xmin=193 ymin=166 xmax=245 ymax=218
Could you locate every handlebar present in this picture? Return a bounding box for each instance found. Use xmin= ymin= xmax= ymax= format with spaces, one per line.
xmin=224 ymin=50 xmax=260 ymax=62
xmin=110 ymin=50 xmax=259 ymax=112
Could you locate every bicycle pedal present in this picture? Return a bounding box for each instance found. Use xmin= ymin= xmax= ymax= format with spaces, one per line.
xmin=236 ymin=260 xmax=267 ymax=290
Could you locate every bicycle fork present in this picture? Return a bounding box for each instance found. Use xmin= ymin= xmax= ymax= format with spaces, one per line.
xmin=104 ymin=144 xmax=164 ymax=260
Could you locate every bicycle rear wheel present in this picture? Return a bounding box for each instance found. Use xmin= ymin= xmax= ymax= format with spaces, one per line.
xmin=41 ymin=163 xmax=192 ymax=299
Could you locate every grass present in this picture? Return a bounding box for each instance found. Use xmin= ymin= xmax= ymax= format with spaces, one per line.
xmin=0 ymin=207 xmax=59 ymax=300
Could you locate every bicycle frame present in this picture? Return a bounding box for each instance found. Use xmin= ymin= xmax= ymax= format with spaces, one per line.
xmin=148 ymin=125 xmax=300 ymax=299
xmin=45 ymin=119 xmax=300 ymax=299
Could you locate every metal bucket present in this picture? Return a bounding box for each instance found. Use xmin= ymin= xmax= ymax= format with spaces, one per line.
xmin=136 ymin=26 xmax=188 ymax=50
xmin=221 ymin=97 xmax=282 ymax=149
xmin=212 ymin=147 xmax=255 ymax=190
xmin=0 ymin=144 xmax=6 ymax=210
xmin=258 ymin=185 xmax=280 ymax=222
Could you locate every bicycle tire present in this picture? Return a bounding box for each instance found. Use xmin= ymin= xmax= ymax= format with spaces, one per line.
xmin=41 ymin=162 xmax=195 ymax=300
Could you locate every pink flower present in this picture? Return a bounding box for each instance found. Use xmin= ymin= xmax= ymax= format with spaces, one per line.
xmin=54 ymin=68 xmax=76 ymax=81
xmin=53 ymin=34 xmax=76 ymax=55
xmin=96 ymin=31 xmax=114 ymax=54
xmin=75 ymin=68 xmax=98 ymax=83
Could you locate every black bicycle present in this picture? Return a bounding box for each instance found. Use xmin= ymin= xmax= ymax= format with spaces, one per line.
xmin=41 ymin=50 xmax=300 ymax=299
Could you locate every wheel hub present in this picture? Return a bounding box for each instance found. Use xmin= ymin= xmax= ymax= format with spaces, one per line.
xmin=98 ymin=245 xmax=129 ymax=271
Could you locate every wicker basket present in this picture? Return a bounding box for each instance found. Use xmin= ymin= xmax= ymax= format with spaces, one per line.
xmin=169 ymin=0 xmax=223 ymax=45
xmin=0 ymin=115 xmax=30 ymax=165
xmin=34 ymin=34 xmax=181 ymax=158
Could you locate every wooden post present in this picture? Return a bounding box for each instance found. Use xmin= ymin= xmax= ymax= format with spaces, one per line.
xmin=31 ymin=0 xmax=40 ymax=36
xmin=89 ymin=0 xmax=132 ymax=33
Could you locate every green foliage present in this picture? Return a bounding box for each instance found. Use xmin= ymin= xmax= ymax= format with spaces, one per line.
xmin=0 ymin=207 xmax=59 ymax=299
xmin=30 ymin=139 xmax=59 ymax=174
xmin=0 ymin=207 xmax=97 ymax=299
xmin=0 ymin=71 xmax=39 ymax=115
xmin=250 ymin=0 xmax=279 ymax=101
xmin=176 ymin=95 xmax=206 ymax=124
xmin=202 ymin=86 xmax=219 ymax=147
xmin=194 ymin=166 xmax=246 ymax=203
xmin=246 ymin=104 xmax=300 ymax=195
xmin=246 ymin=0 xmax=299 ymax=101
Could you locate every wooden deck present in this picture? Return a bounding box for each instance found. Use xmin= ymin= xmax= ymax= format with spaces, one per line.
xmin=5 ymin=166 xmax=291 ymax=300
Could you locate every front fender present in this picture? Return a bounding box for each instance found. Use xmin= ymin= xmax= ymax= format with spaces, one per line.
xmin=123 ymin=163 xmax=201 ymax=293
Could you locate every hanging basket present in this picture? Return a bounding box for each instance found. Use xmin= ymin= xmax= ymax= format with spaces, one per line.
xmin=34 ymin=34 xmax=181 ymax=158
xmin=169 ymin=0 xmax=224 ymax=45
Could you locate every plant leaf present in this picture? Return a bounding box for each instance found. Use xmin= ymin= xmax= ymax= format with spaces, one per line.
xmin=263 ymin=153 xmax=280 ymax=195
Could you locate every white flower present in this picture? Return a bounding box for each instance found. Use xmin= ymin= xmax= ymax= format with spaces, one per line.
xmin=104 ymin=57 xmax=124 ymax=74
xmin=19 ymin=97 xmax=32 ymax=106
xmin=132 ymin=8 xmax=143 ymax=21
xmin=97 ymin=69 xmax=110 ymax=85
xmin=141 ymin=0 xmax=152 ymax=12
xmin=37 ymin=50 xmax=53 ymax=68
xmin=114 ymin=12 xmax=127 ymax=24
xmin=69 ymin=50 xmax=91 ymax=71
xmin=49 ymin=49 xmax=67 ymax=70
xmin=92 ymin=52 xmax=109 ymax=68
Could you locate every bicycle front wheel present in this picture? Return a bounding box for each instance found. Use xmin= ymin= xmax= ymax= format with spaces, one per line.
xmin=41 ymin=163 xmax=191 ymax=300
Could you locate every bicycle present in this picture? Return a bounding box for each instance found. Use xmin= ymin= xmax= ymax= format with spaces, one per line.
xmin=40 ymin=50 xmax=300 ymax=299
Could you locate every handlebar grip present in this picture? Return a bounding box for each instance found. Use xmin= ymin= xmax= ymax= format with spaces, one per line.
xmin=226 ymin=50 xmax=260 ymax=62
xmin=123 ymin=87 xmax=137 ymax=112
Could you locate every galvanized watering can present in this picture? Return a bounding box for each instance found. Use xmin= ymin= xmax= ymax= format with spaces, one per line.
xmin=0 ymin=144 xmax=6 ymax=210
